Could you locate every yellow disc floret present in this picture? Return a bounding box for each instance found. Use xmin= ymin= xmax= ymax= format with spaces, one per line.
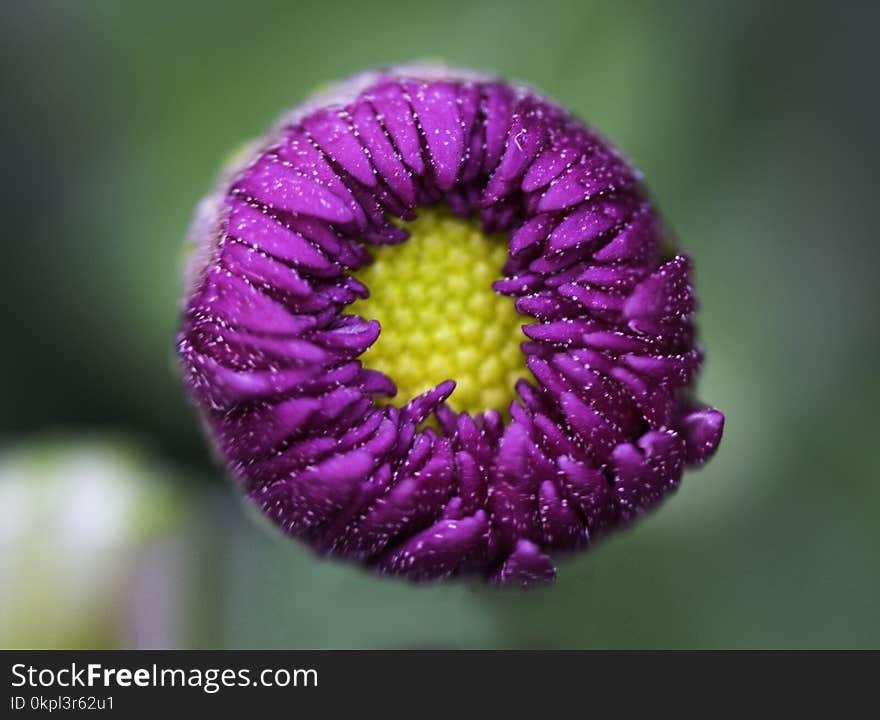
xmin=350 ymin=208 xmax=529 ymax=416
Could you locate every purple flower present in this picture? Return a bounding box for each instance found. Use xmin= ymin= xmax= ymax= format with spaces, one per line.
xmin=178 ymin=65 xmax=724 ymax=587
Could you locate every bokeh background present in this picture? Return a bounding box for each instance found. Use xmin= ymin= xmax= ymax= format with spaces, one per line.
xmin=2 ymin=0 xmax=878 ymax=649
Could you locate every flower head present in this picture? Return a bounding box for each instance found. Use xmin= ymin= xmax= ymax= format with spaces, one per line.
xmin=178 ymin=65 xmax=724 ymax=587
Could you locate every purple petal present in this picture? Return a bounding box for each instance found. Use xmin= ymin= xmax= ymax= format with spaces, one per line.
xmin=491 ymin=539 xmax=556 ymax=587
xmin=407 ymin=81 xmax=464 ymax=191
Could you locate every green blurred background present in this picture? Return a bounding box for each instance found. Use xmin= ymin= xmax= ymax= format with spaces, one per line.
xmin=2 ymin=0 xmax=878 ymax=648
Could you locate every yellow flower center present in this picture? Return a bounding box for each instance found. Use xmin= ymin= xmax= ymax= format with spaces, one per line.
xmin=350 ymin=207 xmax=529 ymax=416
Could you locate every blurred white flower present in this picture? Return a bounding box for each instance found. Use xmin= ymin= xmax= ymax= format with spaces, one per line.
xmin=0 ymin=438 xmax=189 ymax=649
